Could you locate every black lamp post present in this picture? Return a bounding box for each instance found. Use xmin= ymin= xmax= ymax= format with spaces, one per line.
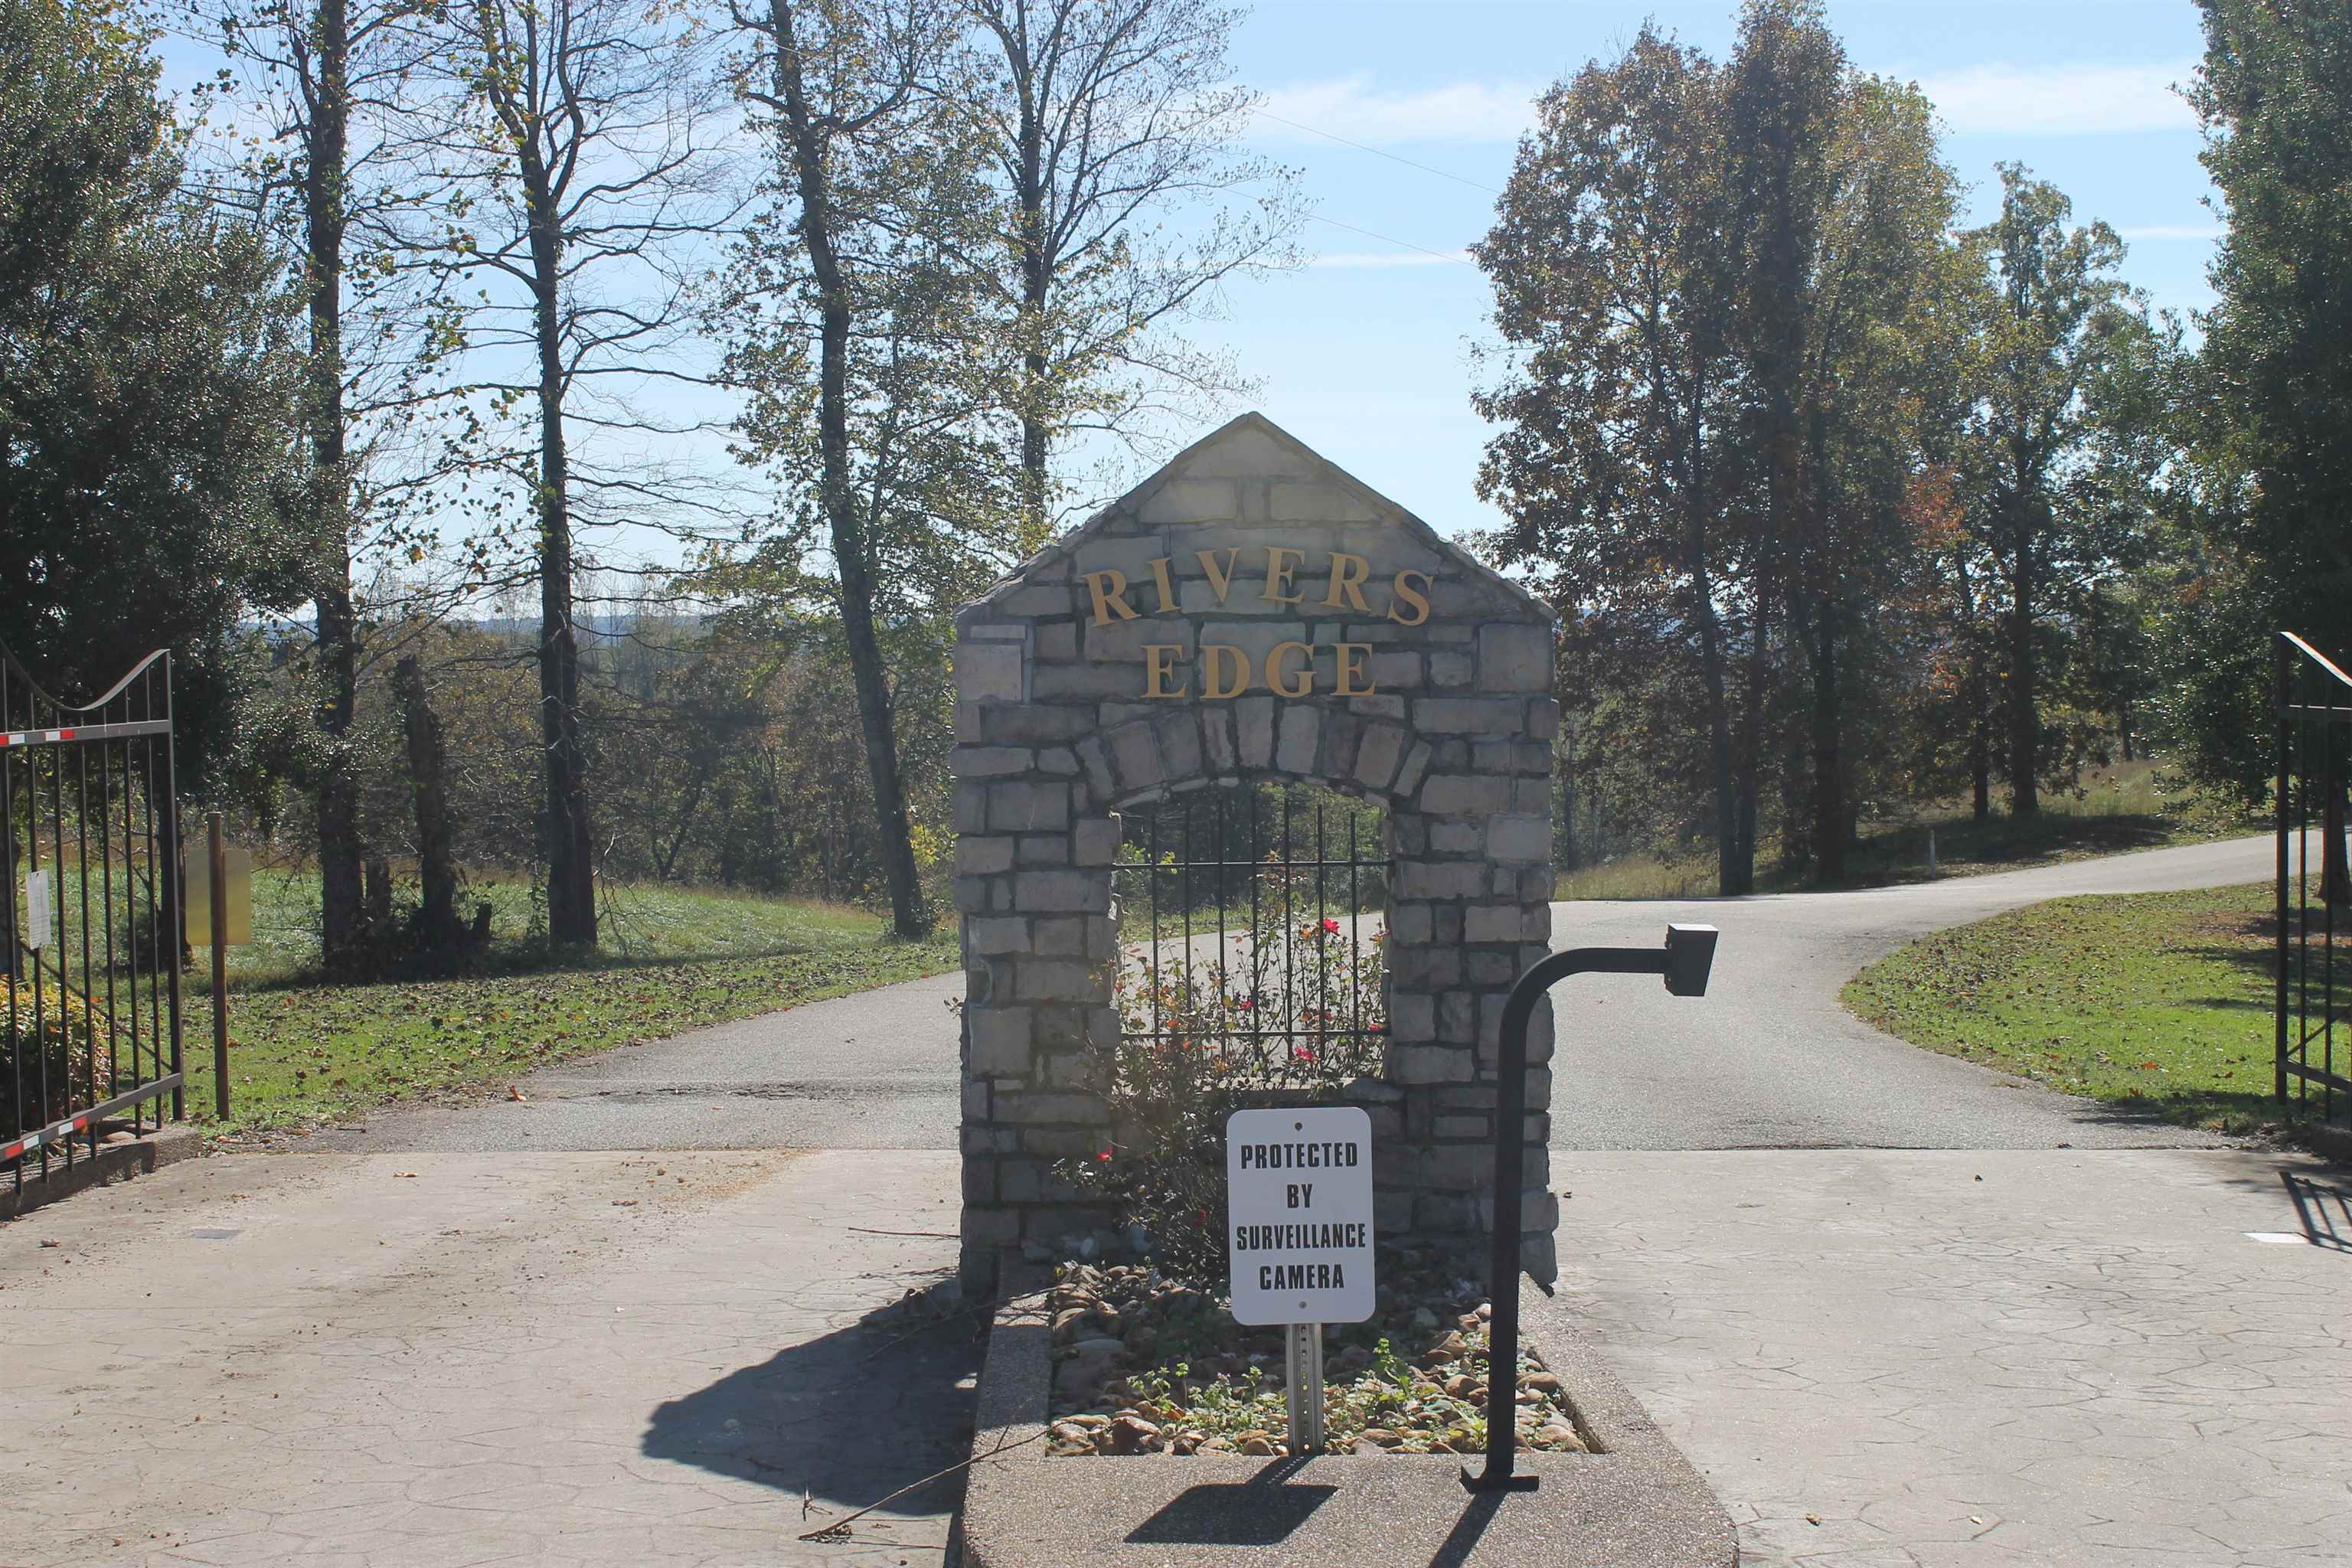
xmin=1462 ymin=923 xmax=1719 ymax=1493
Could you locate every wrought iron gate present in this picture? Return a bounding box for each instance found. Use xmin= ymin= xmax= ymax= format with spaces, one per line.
xmin=1114 ymin=785 xmax=1391 ymax=1075
xmin=2275 ymin=631 xmax=2352 ymax=1119
xmin=2 ymin=643 xmax=183 ymax=1192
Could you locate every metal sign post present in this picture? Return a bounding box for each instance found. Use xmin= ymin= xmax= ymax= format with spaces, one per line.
xmin=1284 ymin=1322 xmax=1326 ymax=1452
xmin=1462 ymin=923 xmax=1719 ymax=1494
xmin=1227 ymin=1105 xmax=1376 ymax=1455
xmin=184 ymin=814 xmax=250 ymax=1122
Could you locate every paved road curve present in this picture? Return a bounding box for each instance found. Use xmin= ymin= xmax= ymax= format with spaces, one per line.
xmin=328 ymin=834 xmax=2275 ymax=1157
xmin=1545 ymin=835 xmax=2275 ymax=1150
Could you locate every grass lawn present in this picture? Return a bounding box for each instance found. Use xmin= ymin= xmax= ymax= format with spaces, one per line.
xmin=1841 ymin=880 xmax=2286 ymax=1134
xmin=1557 ymin=762 xmax=2260 ymax=900
xmin=172 ymin=870 xmax=958 ymax=1139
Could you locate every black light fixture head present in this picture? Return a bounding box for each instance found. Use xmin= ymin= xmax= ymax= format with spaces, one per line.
xmin=1663 ymin=923 xmax=1719 ymax=998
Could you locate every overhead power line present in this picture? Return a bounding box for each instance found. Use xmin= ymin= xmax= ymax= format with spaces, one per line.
xmin=1252 ymin=106 xmax=1506 ymax=197
xmin=1309 ymin=214 xmax=1477 ymax=266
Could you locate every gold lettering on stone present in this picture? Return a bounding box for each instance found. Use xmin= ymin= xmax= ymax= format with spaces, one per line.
xmin=1265 ymin=641 xmax=1314 ymax=697
xmin=1262 ymin=547 xmax=1305 ymax=605
xmin=1323 ymin=553 xmax=1373 ymax=613
xmin=1147 ymin=557 xmax=1178 ymax=615
xmin=1388 ymin=570 xmax=1431 ymax=627
xmin=1204 ymin=644 xmax=1251 ymax=699
xmin=1197 ymin=547 xmax=1241 ymax=604
xmin=1087 ymin=570 xmax=1139 ymax=627
xmin=1333 ymin=642 xmax=1373 ymax=696
xmin=1144 ymin=645 xmax=1190 ymax=698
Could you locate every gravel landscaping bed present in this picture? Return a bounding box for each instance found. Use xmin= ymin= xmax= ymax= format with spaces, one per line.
xmin=1044 ymin=1247 xmax=1588 ymax=1459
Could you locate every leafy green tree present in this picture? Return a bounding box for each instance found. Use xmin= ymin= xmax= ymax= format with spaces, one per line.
xmin=1958 ymin=165 xmax=2143 ymax=817
xmin=724 ymin=0 xmax=1018 ymax=936
xmin=0 ymin=0 xmax=307 ymax=776
xmin=1475 ymin=26 xmax=1750 ymax=893
xmin=2177 ymin=0 xmax=2352 ymax=789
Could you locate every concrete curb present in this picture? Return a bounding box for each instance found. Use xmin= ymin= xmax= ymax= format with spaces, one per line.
xmin=3 ymin=1122 xmax=200 ymax=1221
xmin=958 ymin=1266 xmax=1737 ymax=1566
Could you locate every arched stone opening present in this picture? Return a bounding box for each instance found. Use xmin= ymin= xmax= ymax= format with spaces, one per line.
xmin=951 ymin=414 xmax=1558 ymax=1292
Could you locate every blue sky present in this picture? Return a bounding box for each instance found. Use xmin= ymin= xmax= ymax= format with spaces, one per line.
xmin=1197 ymin=0 xmax=2216 ymax=537
xmin=160 ymin=0 xmax=2219 ymax=573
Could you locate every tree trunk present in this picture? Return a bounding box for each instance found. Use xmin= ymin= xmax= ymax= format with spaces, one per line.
xmin=2007 ymin=530 xmax=2038 ymax=817
xmin=305 ymin=0 xmax=365 ymax=972
xmin=770 ymin=0 xmax=931 ymax=939
xmin=521 ymin=147 xmax=596 ymax=946
xmin=394 ymin=654 xmax=459 ymax=952
xmin=1808 ymin=595 xmax=1843 ymax=883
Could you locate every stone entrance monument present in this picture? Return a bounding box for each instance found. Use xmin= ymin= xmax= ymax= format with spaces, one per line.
xmin=951 ymin=414 xmax=1558 ymax=1292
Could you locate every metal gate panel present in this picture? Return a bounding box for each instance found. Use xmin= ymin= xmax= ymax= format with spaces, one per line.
xmin=2 ymin=643 xmax=183 ymax=1189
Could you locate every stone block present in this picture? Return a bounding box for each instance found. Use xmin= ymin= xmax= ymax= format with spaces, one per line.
xmin=1439 ymin=991 xmax=1476 ymax=1044
xmin=959 ymin=837 xmax=1016 ymax=875
xmin=1478 ymin=623 xmax=1555 ymax=692
xmin=1414 ymin=697 xmax=1527 ymax=735
xmin=1001 ymin=1090 xmax=1108 ymax=1125
xmin=1016 ymin=835 xmax=1070 ymax=867
xmin=1031 ymin=916 xmax=1087 ymax=955
xmin=1014 ymin=870 xmax=1112 ymax=913
xmin=1034 ymin=621 xmax=1078 ymax=662
xmin=1395 ymin=740 xmax=1433 ymax=799
xmin=1429 ymin=821 xmax=1479 ymax=854
xmin=1236 ymin=697 xmax=1276 ymax=768
xmin=1015 ymin=959 xmax=1097 ymax=1001
xmin=989 ymin=781 xmax=1070 ymax=833
xmin=1389 ymin=990 xmax=1436 ymax=1044
xmin=1072 ymin=817 xmax=1122 ymax=867
xmin=1428 ymin=651 xmax=1473 ymax=689
xmin=1387 ymin=901 xmax=1433 ymax=945
xmin=1528 ymin=696 xmax=1561 ymax=740
xmin=1365 ymin=652 xmax=1423 ymax=690
xmin=1109 ymin=721 xmax=1161 ymax=794
xmin=1392 ymin=864 xmax=1486 ymax=903
xmin=1485 ymin=812 xmax=1551 ymax=865
xmin=1390 ymin=1044 xmax=1474 ymax=1084
xmin=967 ymin=916 xmax=1028 ymax=955
xmin=1076 ymin=737 xmax=1115 ymax=802
xmin=953 ymin=782 xmax=989 ymax=834
xmin=1200 ymin=706 xmax=1236 ymax=772
xmin=1138 ymin=476 xmax=1239 ymax=522
xmin=1354 ymin=723 xmax=1405 ymax=793
xmin=1276 ymin=705 xmax=1321 ymax=774
xmin=1419 ymin=774 xmax=1513 ymax=815
xmin=1154 ymin=713 xmax=1203 ymax=782
xmin=958 ymin=642 xmax=1024 ymax=702
xmin=969 ymin=1008 xmax=1033 ymax=1075
xmin=1463 ymin=903 xmax=1524 ymax=944
xmin=1038 ymin=747 xmax=1079 ymax=776
xmin=1269 ymin=480 xmax=1378 ymax=524
xmin=1031 ymin=662 xmax=1141 ymax=701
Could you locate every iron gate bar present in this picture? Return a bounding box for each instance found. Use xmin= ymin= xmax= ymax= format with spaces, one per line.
xmin=1125 ymin=786 xmax=1392 ymax=1062
xmin=2 ymin=641 xmax=182 ymax=1191
xmin=2275 ymin=630 xmax=2352 ymax=1122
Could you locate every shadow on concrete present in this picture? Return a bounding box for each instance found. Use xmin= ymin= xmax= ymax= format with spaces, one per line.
xmin=641 ymin=1300 xmax=984 ymax=1531
xmin=1125 ymin=1457 xmax=1335 ymax=1546
xmin=1427 ymin=1488 xmax=1505 ymax=1567
xmin=2284 ymin=1169 xmax=2352 ymax=1251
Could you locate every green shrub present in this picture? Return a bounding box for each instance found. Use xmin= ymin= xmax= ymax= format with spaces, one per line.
xmin=1061 ymin=858 xmax=1387 ymax=1284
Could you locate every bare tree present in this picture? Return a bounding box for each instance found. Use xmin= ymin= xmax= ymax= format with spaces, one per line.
xmin=724 ymin=0 xmax=1012 ymax=938
xmin=414 ymin=0 xmax=740 ymax=945
xmin=204 ymin=0 xmax=466 ymax=966
xmin=961 ymin=0 xmax=1305 ymax=531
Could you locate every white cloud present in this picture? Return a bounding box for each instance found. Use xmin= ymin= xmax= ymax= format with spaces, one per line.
xmin=1254 ymin=75 xmax=1538 ymax=146
xmin=1913 ymin=61 xmax=2197 ymax=136
xmin=1307 ymin=250 xmax=1476 ymax=268
xmin=2117 ymin=224 xmax=2221 ymax=241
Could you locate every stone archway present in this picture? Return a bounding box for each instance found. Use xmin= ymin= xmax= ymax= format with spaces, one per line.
xmin=950 ymin=413 xmax=1558 ymax=1290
